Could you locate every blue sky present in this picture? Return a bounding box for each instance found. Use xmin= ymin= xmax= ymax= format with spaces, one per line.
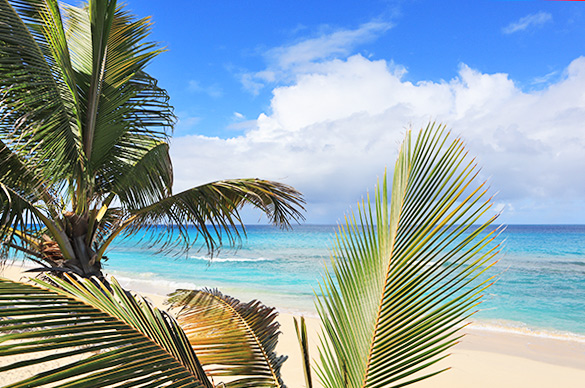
xmin=121 ymin=0 xmax=585 ymax=224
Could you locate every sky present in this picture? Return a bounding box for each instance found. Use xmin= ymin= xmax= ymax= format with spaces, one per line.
xmin=119 ymin=0 xmax=585 ymax=224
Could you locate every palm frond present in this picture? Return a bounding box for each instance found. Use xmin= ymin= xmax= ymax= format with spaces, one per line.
xmin=0 ymin=275 xmax=213 ymax=388
xmin=63 ymin=2 xmax=174 ymax=173
xmin=294 ymin=316 xmax=313 ymax=388
xmin=0 ymin=182 xmax=74 ymax=261
xmin=97 ymin=178 xmax=305 ymax=258
xmin=82 ymin=0 xmax=116 ymax=161
xmin=168 ymin=288 xmax=287 ymax=388
xmin=105 ymin=140 xmax=173 ymax=207
xmin=316 ymin=123 xmax=501 ymax=388
xmin=0 ymin=0 xmax=83 ymax=185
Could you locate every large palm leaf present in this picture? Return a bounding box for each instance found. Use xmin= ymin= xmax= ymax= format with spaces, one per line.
xmin=316 ymin=123 xmax=501 ymax=388
xmin=95 ymin=178 xmax=305 ymax=259
xmin=0 ymin=274 xmax=214 ymax=387
xmin=0 ymin=0 xmax=84 ymax=187
xmin=167 ymin=288 xmax=287 ymax=388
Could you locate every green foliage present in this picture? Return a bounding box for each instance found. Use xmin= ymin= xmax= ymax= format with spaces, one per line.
xmin=0 ymin=275 xmax=212 ymax=387
xmin=0 ymin=0 xmax=304 ymax=276
xmin=168 ymin=288 xmax=287 ymax=388
xmin=0 ymin=123 xmax=499 ymax=387
xmin=294 ymin=316 xmax=313 ymax=388
xmin=315 ymin=123 xmax=500 ymax=388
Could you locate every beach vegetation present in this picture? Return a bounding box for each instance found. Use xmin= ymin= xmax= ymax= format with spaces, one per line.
xmin=0 ymin=0 xmax=304 ymax=278
xmin=0 ymin=124 xmax=500 ymax=387
xmin=305 ymin=124 xmax=500 ymax=387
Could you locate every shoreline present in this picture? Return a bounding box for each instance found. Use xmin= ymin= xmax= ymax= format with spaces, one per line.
xmin=4 ymin=258 xmax=585 ymax=342
xmin=2 ymin=261 xmax=585 ymax=387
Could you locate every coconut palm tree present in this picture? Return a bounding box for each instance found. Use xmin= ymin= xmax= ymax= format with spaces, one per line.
xmin=0 ymin=0 xmax=305 ymax=278
xmin=0 ymin=125 xmax=501 ymax=388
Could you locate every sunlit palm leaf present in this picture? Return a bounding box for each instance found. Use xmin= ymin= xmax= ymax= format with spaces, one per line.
xmin=99 ymin=178 xmax=305 ymax=257
xmin=109 ymin=140 xmax=173 ymax=208
xmin=294 ymin=316 xmax=313 ymax=388
xmin=316 ymin=123 xmax=501 ymax=388
xmin=168 ymin=288 xmax=287 ymax=388
xmin=0 ymin=275 xmax=213 ymax=388
xmin=63 ymin=2 xmax=173 ymax=174
xmin=0 ymin=0 xmax=83 ymax=185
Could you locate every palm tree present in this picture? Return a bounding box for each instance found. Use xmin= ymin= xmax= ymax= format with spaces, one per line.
xmin=0 ymin=124 xmax=501 ymax=388
xmin=0 ymin=0 xmax=305 ymax=278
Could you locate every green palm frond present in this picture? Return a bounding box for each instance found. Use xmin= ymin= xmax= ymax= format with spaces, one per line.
xmin=0 ymin=182 xmax=74 ymax=260
xmin=316 ymin=123 xmax=501 ymax=388
xmin=0 ymin=139 xmax=62 ymax=222
xmin=0 ymin=139 xmax=43 ymax=193
xmin=96 ymin=178 xmax=305 ymax=258
xmin=294 ymin=316 xmax=313 ymax=388
xmin=0 ymin=0 xmax=83 ymax=184
xmin=109 ymin=140 xmax=173 ymax=208
xmin=0 ymin=275 xmax=213 ymax=388
xmin=63 ymin=1 xmax=173 ymax=170
xmin=167 ymin=288 xmax=287 ymax=388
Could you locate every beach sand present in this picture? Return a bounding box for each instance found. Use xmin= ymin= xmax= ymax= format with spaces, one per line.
xmin=2 ymin=261 xmax=585 ymax=387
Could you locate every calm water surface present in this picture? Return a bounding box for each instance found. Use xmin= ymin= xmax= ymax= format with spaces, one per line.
xmin=106 ymin=224 xmax=585 ymax=338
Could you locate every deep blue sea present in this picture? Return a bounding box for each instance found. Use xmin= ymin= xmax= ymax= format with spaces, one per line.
xmin=105 ymin=224 xmax=585 ymax=339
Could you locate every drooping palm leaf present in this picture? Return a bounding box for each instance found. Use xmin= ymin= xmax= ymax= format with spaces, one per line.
xmin=167 ymin=288 xmax=287 ymax=388
xmin=0 ymin=183 xmax=75 ymax=261
xmin=0 ymin=274 xmax=213 ymax=388
xmin=109 ymin=140 xmax=173 ymax=209
xmin=96 ymin=178 xmax=305 ymax=259
xmin=316 ymin=123 xmax=501 ymax=388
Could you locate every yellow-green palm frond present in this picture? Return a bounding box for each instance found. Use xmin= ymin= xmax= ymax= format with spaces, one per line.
xmin=0 ymin=275 xmax=213 ymax=387
xmin=168 ymin=288 xmax=287 ymax=388
xmin=316 ymin=123 xmax=501 ymax=388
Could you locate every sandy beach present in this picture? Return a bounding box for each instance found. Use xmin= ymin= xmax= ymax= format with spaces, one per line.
xmin=2 ymin=261 xmax=585 ymax=388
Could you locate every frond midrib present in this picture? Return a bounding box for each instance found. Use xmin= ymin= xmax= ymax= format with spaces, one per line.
xmin=360 ymin=135 xmax=412 ymax=388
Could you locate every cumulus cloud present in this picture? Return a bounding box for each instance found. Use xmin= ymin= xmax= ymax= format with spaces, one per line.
xmin=172 ymin=55 xmax=585 ymax=223
xmin=502 ymin=11 xmax=552 ymax=34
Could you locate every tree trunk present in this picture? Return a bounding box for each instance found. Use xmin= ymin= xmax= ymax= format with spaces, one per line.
xmin=58 ymin=212 xmax=104 ymax=278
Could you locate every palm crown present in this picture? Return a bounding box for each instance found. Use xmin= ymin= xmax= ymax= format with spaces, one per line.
xmin=0 ymin=0 xmax=305 ymax=277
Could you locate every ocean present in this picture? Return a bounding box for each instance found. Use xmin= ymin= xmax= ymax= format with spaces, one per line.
xmin=105 ymin=224 xmax=585 ymax=340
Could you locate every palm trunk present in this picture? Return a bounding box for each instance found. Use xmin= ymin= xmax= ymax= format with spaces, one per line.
xmin=62 ymin=212 xmax=104 ymax=278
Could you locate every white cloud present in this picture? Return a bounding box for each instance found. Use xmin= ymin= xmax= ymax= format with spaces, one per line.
xmin=268 ymin=21 xmax=391 ymax=70
xmin=172 ymin=55 xmax=585 ymax=224
xmin=241 ymin=20 xmax=392 ymax=93
xmin=502 ymin=11 xmax=552 ymax=34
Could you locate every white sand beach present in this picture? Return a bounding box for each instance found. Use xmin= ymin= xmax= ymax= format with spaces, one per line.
xmin=2 ymin=261 xmax=585 ymax=388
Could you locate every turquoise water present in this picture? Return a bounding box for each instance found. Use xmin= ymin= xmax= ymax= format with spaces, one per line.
xmin=105 ymin=225 xmax=585 ymax=338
